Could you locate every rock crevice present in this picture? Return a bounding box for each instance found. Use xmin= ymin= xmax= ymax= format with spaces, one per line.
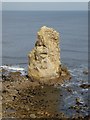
xmin=28 ymin=26 xmax=70 ymax=82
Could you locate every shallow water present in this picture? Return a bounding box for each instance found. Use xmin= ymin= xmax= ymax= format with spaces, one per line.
xmin=59 ymin=67 xmax=88 ymax=117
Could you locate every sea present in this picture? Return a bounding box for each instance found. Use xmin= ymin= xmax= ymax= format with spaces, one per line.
xmin=2 ymin=11 xmax=89 ymax=117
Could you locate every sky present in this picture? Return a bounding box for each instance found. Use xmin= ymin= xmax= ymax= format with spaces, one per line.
xmin=1 ymin=0 xmax=89 ymax=2
xmin=2 ymin=2 xmax=88 ymax=11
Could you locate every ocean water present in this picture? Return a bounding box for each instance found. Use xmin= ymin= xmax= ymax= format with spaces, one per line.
xmin=2 ymin=11 xmax=88 ymax=67
xmin=2 ymin=11 xmax=89 ymax=117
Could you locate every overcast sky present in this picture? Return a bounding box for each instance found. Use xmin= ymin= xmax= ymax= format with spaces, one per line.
xmin=2 ymin=0 xmax=89 ymax=2
xmin=2 ymin=2 xmax=88 ymax=11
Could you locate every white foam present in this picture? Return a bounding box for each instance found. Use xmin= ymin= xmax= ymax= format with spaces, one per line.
xmin=81 ymin=88 xmax=88 ymax=92
xmin=0 ymin=65 xmax=25 ymax=71
xmin=64 ymin=91 xmax=85 ymax=105
xmin=0 ymin=65 xmax=26 ymax=75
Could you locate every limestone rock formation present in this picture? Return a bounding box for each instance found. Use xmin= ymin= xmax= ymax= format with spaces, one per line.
xmin=28 ymin=26 xmax=70 ymax=82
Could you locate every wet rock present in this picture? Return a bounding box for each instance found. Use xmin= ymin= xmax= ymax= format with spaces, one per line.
xmin=80 ymin=84 xmax=90 ymax=89
xmin=61 ymin=65 xmax=70 ymax=76
xmin=69 ymin=105 xmax=80 ymax=110
xmin=1 ymin=69 xmax=8 ymax=74
xmin=66 ymin=87 xmax=73 ymax=92
xmin=28 ymin=26 xmax=70 ymax=83
xmin=76 ymin=98 xmax=83 ymax=105
xmin=83 ymin=69 xmax=88 ymax=75
xmin=72 ymin=114 xmax=85 ymax=119
xmin=9 ymin=71 xmax=21 ymax=76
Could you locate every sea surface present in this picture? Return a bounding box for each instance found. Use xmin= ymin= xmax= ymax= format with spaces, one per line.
xmin=2 ymin=11 xmax=88 ymax=117
xmin=2 ymin=11 xmax=88 ymax=66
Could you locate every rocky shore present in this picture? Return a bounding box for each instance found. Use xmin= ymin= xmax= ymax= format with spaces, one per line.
xmin=1 ymin=67 xmax=89 ymax=119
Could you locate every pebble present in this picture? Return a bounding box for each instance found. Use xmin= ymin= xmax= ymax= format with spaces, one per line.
xmin=30 ymin=114 xmax=36 ymax=118
xmin=41 ymin=86 xmax=44 ymax=89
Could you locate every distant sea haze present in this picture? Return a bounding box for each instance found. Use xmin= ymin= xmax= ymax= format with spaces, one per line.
xmin=2 ymin=11 xmax=88 ymax=68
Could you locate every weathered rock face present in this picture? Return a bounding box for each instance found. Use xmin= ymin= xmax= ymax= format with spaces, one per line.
xmin=28 ymin=26 xmax=61 ymax=82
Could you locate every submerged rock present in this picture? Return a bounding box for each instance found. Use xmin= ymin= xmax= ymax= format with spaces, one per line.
xmin=80 ymin=84 xmax=90 ymax=89
xmin=83 ymin=69 xmax=88 ymax=75
xmin=28 ymin=26 xmax=70 ymax=83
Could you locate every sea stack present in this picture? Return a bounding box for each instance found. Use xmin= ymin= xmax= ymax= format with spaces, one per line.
xmin=28 ymin=26 xmax=69 ymax=83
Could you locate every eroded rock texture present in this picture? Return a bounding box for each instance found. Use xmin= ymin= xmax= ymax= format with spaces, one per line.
xmin=28 ymin=26 xmax=61 ymax=82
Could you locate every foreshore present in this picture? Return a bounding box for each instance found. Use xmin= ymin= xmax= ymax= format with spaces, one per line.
xmin=1 ymin=66 xmax=90 ymax=119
